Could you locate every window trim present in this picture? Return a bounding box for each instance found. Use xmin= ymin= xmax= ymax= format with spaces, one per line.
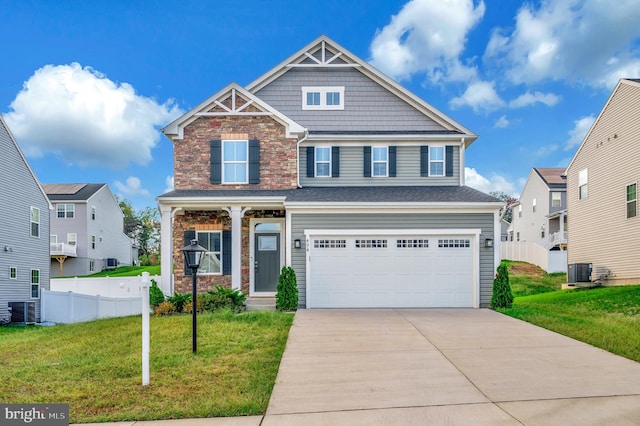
xmin=429 ymin=145 xmax=445 ymax=177
xmin=30 ymin=206 xmax=40 ymax=237
xmin=196 ymin=230 xmax=223 ymax=276
xmin=532 ymin=198 xmax=537 ymax=213
xmin=627 ymin=182 xmax=637 ymax=219
xmin=315 ymin=146 xmax=331 ymax=177
xmin=91 ymin=205 xmax=96 ymax=220
xmin=67 ymin=233 xmax=77 ymax=245
xmin=9 ymin=266 xmax=17 ymax=280
xmin=222 ymin=139 xmax=249 ymax=184
xmin=91 ymin=235 xmax=96 ymax=250
xmin=301 ymin=86 xmax=345 ymax=110
xmin=579 ymin=168 xmax=588 ymax=200
xmin=31 ymin=269 xmax=40 ymax=299
xmin=551 ymin=192 xmax=562 ymax=208
xmin=372 ymin=146 xmax=389 ymax=177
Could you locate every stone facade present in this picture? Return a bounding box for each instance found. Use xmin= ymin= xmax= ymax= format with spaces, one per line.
xmin=173 ymin=210 xmax=286 ymax=294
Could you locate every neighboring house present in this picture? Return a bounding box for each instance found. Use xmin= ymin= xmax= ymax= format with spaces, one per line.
xmin=44 ymin=183 xmax=136 ymax=277
xmin=566 ymin=78 xmax=640 ymax=285
xmin=157 ymin=35 xmax=502 ymax=308
xmin=509 ymin=168 xmax=567 ymax=248
xmin=0 ymin=116 xmax=51 ymax=323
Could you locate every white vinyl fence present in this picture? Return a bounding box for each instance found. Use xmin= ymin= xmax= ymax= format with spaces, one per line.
xmin=501 ymin=242 xmax=567 ymax=273
xmin=42 ymin=275 xmax=162 ymax=324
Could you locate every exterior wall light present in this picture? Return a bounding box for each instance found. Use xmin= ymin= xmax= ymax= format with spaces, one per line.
xmin=485 ymin=238 xmax=494 ymax=248
xmin=294 ymin=239 xmax=302 ymax=249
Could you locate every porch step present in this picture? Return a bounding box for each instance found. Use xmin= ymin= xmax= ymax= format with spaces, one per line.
xmin=245 ymin=297 xmax=276 ymax=312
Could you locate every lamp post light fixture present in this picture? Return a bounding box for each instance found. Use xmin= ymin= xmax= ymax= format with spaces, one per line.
xmin=181 ymin=239 xmax=207 ymax=354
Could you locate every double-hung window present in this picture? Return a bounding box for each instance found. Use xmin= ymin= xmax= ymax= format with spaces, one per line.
xmin=30 ymin=207 xmax=40 ymax=237
xmin=223 ymin=140 xmax=248 ymax=184
xmin=31 ymin=269 xmax=40 ymax=298
xmin=302 ymin=87 xmax=344 ymax=110
xmin=429 ymin=146 xmax=445 ymax=176
xmin=57 ymin=203 xmax=74 ymax=218
xmin=315 ymin=147 xmax=331 ymax=177
xmin=551 ymin=192 xmax=561 ymax=207
xmin=197 ymin=231 xmax=222 ymax=274
xmin=579 ymin=169 xmax=588 ymax=199
xmin=91 ymin=235 xmax=96 ymax=250
xmin=532 ymin=198 xmax=537 ymax=213
xmin=9 ymin=266 xmax=17 ymax=279
xmin=372 ymin=147 xmax=388 ymax=177
xmin=627 ymin=183 xmax=637 ymax=219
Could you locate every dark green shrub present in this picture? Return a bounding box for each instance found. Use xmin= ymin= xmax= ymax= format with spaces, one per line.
xmin=201 ymin=286 xmax=246 ymax=313
xmin=167 ymin=292 xmax=191 ymax=313
xmin=154 ymin=301 xmax=176 ymax=316
xmin=276 ymin=266 xmax=298 ymax=311
xmin=149 ymin=279 xmax=165 ymax=308
xmin=491 ymin=262 xmax=514 ymax=309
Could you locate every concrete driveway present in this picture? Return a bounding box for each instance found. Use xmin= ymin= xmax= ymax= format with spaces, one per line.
xmin=264 ymin=309 xmax=640 ymax=425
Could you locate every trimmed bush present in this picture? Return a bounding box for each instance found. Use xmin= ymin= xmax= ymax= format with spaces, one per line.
xmin=149 ymin=279 xmax=165 ymax=308
xmin=201 ymin=286 xmax=246 ymax=313
xmin=490 ymin=262 xmax=514 ymax=309
xmin=183 ymin=298 xmax=205 ymax=314
xmin=276 ymin=266 xmax=298 ymax=311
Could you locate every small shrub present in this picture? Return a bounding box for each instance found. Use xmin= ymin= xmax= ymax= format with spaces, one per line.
xmin=491 ymin=262 xmax=514 ymax=309
xmin=167 ymin=292 xmax=191 ymax=313
xmin=276 ymin=266 xmax=298 ymax=311
xmin=154 ymin=301 xmax=176 ymax=316
xmin=183 ymin=298 xmax=205 ymax=314
xmin=149 ymin=279 xmax=165 ymax=308
xmin=201 ymin=286 xmax=246 ymax=313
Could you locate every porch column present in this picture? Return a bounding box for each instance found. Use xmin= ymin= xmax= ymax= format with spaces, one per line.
xmin=159 ymin=205 xmax=173 ymax=295
xmin=560 ymin=211 xmax=565 ymax=235
xmin=223 ymin=206 xmax=252 ymax=291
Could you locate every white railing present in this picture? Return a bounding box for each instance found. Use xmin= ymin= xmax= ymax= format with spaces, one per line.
xmin=41 ymin=290 xmax=142 ymax=324
xmin=549 ymin=231 xmax=567 ymax=247
xmin=50 ymin=242 xmax=77 ymax=257
xmin=501 ymin=241 xmax=567 ymax=273
xmin=50 ymin=275 xmax=163 ymax=298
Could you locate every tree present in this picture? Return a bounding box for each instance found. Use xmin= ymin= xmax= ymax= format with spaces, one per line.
xmin=490 ymin=262 xmax=514 ymax=309
xmin=490 ymin=191 xmax=518 ymax=223
xmin=118 ymin=198 xmax=160 ymax=266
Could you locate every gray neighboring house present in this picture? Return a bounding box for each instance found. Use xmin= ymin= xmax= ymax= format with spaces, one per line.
xmin=509 ymin=168 xmax=567 ymax=248
xmin=566 ymin=78 xmax=640 ymax=285
xmin=158 ymin=35 xmax=502 ymax=308
xmin=44 ymin=183 xmax=136 ymax=277
xmin=0 ymin=116 xmax=52 ymax=323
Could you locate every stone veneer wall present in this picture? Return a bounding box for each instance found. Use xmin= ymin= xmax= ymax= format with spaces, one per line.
xmin=173 ymin=210 xmax=286 ymax=295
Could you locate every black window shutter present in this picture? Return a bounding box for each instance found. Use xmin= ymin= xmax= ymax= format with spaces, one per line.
xmin=183 ymin=230 xmax=196 ymax=276
xmin=306 ymin=147 xmax=315 ymax=178
xmin=331 ymin=146 xmax=340 ymax=177
xmin=249 ymin=139 xmax=260 ymax=184
xmin=445 ymin=145 xmax=454 ymax=177
xmin=363 ymin=146 xmax=372 ymax=177
xmin=210 ymin=140 xmax=222 ymax=184
xmin=389 ymin=146 xmax=397 ymax=177
xmin=222 ymin=230 xmax=232 ymax=275
xmin=420 ymin=145 xmax=429 ymax=177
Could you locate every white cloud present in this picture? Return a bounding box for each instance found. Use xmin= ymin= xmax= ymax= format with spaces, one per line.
xmin=449 ymin=80 xmax=505 ymax=113
xmin=465 ymin=167 xmax=518 ymax=196
xmin=509 ymin=91 xmax=561 ymax=108
xmin=164 ymin=175 xmax=174 ymax=193
xmin=494 ymin=115 xmax=509 ymax=128
xmin=565 ymin=115 xmax=596 ymax=151
xmin=484 ymin=0 xmax=640 ymax=88
xmin=370 ymin=0 xmax=485 ymax=83
xmin=114 ymin=176 xmax=150 ymax=197
xmin=5 ymin=63 xmax=182 ymax=168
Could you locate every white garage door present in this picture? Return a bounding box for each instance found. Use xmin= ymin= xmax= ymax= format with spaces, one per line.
xmin=308 ymin=234 xmax=475 ymax=308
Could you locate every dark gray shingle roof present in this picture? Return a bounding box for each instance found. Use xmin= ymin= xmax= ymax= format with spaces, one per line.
xmin=159 ymin=186 xmax=501 ymax=203
xmin=44 ymin=183 xmax=105 ymax=201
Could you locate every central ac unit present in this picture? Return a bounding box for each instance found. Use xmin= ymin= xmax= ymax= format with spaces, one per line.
xmin=567 ymin=263 xmax=592 ymax=283
xmin=8 ymin=302 xmax=36 ymax=324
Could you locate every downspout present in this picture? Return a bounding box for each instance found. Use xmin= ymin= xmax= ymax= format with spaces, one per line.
xmin=296 ymin=128 xmax=309 ymax=188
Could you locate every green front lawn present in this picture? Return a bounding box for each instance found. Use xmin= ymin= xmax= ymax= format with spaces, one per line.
xmin=499 ymin=261 xmax=640 ymax=363
xmin=54 ymin=265 xmax=161 ymax=278
xmin=0 ymin=311 xmax=293 ymax=423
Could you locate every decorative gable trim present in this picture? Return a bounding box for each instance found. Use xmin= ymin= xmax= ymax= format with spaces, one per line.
xmin=245 ymin=35 xmax=478 ymax=147
xmin=162 ymin=83 xmax=305 ymax=141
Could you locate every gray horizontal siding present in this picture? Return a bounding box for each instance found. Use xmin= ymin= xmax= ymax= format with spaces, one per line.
xmin=255 ymin=67 xmax=448 ymax=132
xmin=0 ymin=120 xmax=50 ymax=323
xmin=290 ymin=213 xmax=495 ymax=308
xmin=300 ymin=145 xmax=459 ymax=186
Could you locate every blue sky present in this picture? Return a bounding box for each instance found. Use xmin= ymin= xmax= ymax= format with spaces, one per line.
xmin=2 ymin=0 xmax=640 ymax=210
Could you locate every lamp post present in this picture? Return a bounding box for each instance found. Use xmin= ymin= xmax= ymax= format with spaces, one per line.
xmin=181 ymin=239 xmax=207 ymax=354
